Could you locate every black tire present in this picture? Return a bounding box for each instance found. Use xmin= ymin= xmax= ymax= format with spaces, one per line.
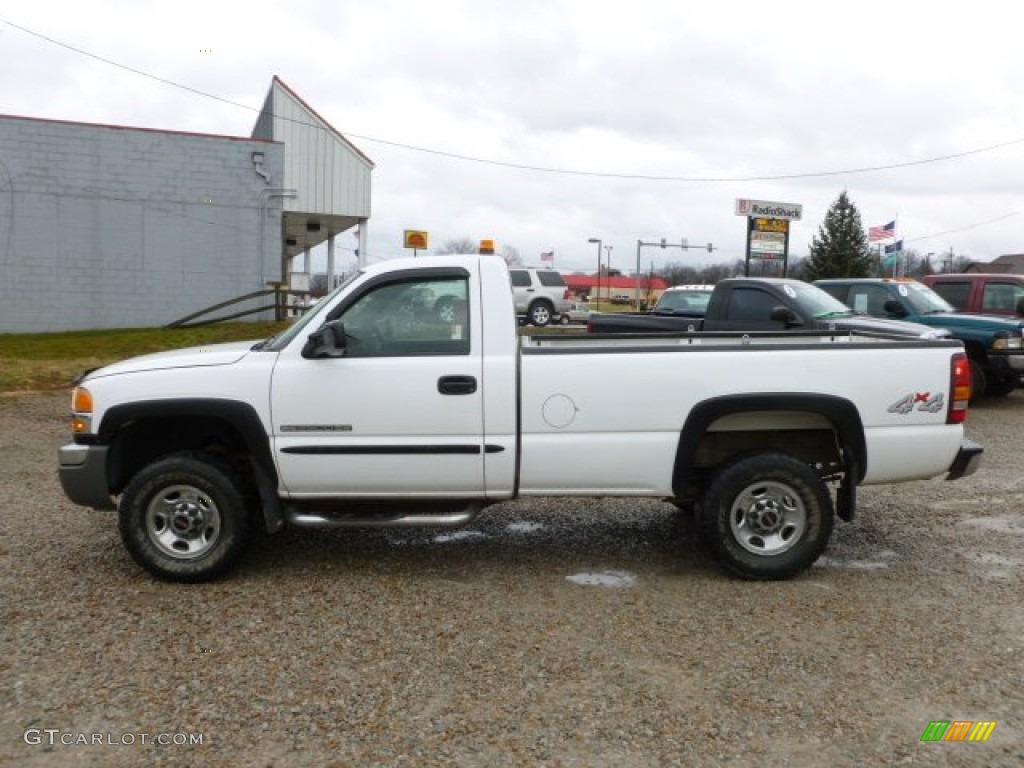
xmin=986 ymin=375 xmax=1016 ymax=398
xmin=118 ymin=452 xmax=251 ymax=583
xmin=670 ymin=500 xmax=695 ymax=516
xmin=968 ymin=360 xmax=987 ymax=401
xmin=528 ymin=301 xmax=553 ymax=327
xmin=698 ymin=452 xmax=834 ymax=580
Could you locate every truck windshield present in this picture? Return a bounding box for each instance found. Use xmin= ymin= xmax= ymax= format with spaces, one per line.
xmin=262 ymin=271 xmax=364 ymax=351
xmin=785 ymin=282 xmax=857 ymax=318
xmin=899 ymin=283 xmax=956 ymax=314
xmin=656 ymin=289 xmax=713 ymax=313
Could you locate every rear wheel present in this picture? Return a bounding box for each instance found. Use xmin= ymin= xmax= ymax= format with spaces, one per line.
xmin=968 ymin=360 xmax=987 ymax=401
xmin=528 ymin=301 xmax=553 ymax=326
xmin=699 ymin=452 xmax=834 ymax=580
xmin=118 ymin=452 xmax=251 ymax=582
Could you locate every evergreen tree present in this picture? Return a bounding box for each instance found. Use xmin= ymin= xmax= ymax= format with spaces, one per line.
xmin=804 ymin=191 xmax=874 ymax=280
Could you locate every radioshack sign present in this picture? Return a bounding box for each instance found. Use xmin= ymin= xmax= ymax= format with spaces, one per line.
xmin=735 ymin=199 xmax=802 ymax=221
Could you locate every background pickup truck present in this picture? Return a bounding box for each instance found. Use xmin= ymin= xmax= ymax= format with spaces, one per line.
xmin=59 ymin=256 xmax=982 ymax=584
xmin=815 ymin=278 xmax=1024 ymax=398
xmin=587 ymin=277 xmax=948 ymax=338
xmin=922 ymin=273 xmax=1024 ymax=318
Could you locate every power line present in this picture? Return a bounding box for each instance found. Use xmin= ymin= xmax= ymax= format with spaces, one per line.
xmin=5 ymin=18 xmax=1024 ymax=183
xmin=906 ymin=210 xmax=1022 ymax=244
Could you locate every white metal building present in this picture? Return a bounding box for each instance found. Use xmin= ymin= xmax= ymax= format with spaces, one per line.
xmin=0 ymin=77 xmax=373 ymax=332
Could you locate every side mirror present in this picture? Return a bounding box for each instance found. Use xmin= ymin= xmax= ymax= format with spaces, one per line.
xmin=883 ymin=299 xmax=908 ymax=318
xmin=770 ymin=306 xmax=801 ymax=327
xmin=1016 ymin=297 xmax=1024 ymax=317
xmin=302 ymin=320 xmax=347 ymax=359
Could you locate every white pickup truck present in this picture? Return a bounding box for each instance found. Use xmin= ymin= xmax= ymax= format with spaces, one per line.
xmin=59 ymin=255 xmax=983 ymax=582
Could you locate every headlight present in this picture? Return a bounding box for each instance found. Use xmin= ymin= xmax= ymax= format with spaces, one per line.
xmin=992 ymin=332 xmax=1023 ymax=351
xmin=71 ymin=386 xmax=93 ymax=434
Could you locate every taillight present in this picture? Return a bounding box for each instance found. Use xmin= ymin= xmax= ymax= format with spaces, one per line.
xmin=948 ymin=352 xmax=970 ymax=424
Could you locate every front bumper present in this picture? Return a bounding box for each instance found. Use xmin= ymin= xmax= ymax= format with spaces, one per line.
xmin=945 ymin=438 xmax=984 ymax=481
xmin=990 ymin=350 xmax=1024 ymax=373
xmin=58 ymin=443 xmax=116 ymax=510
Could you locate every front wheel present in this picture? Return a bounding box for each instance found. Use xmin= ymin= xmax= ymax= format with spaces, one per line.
xmin=118 ymin=452 xmax=251 ymax=582
xmin=699 ymin=452 xmax=834 ymax=580
xmin=986 ymin=375 xmax=1017 ymax=397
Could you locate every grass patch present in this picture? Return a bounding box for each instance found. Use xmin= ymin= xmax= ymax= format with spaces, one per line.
xmin=0 ymin=318 xmax=593 ymax=393
xmin=0 ymin=322 xmax=288 ymax=393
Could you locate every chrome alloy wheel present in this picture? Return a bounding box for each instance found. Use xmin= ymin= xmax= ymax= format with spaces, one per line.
xmin=145 ymin=485 xmax=222 ymax=560
xmin=728 ymin=480 xmax=807 ymax=556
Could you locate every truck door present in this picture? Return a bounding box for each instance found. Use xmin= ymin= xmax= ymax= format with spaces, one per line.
xmin=269 ymin=268 xmax=486 ymax=497
xmin=716 ymin=286 xmax=795 ymax=331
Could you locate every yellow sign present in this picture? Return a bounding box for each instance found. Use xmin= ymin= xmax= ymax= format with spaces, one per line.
xmin=404 ymin=230 xmax=429 ymax=249
xmin=752 ymin=218 xmax=789 ymax=233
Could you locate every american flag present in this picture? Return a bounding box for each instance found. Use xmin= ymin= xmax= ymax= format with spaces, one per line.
xmin=540 ymin=251 xmax=554 ymax=263
xmin=868 ymin=221 xmax=896 ymax=242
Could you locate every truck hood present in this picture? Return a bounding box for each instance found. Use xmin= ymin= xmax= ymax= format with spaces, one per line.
xmin=825 ymin=314 xmax=949 ymax=339
xmin=85 ymin=340 xmax=259 ymax=380
xmin=912 ymin=312 xmax=1024 ymax=333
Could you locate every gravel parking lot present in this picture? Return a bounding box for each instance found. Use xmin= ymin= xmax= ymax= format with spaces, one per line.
xmin=1 ymin=390 xmax=1022 ymax=767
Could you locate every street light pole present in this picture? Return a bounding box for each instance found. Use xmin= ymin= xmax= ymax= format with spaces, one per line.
xmin=588 ymin=237 xmax=602 ymax=309
xmin=603 ymin=245 xmax=613 ymax=304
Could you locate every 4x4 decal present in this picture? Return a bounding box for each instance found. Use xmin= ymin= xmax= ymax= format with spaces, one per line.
xmin=888 ymin=392 xmax=944 ymax=414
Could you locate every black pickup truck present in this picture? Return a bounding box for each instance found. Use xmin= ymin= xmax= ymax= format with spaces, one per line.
xmin=587 ymin=277 xmax=948 ymax=338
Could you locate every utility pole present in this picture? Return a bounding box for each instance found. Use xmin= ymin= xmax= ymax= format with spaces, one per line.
xmin=634 ymin=238 xmax=715 ymax=310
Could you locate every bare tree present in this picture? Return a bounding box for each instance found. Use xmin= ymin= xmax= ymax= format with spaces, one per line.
xmin=501 ymin=245 xmax=523 ymax=266
xmin=436 ymin=237 xmax=478 ymax=255
xmin=785 ymin=256 xmax=809 ymax=280
xmin=659 ymin=262 xmax=701 ymax=286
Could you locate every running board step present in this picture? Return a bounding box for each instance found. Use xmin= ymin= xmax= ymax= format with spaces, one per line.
xmin=284 ymin=502 xmax=483 ymax=529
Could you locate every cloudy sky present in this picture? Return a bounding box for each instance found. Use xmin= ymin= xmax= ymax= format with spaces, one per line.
xmin=1 ymin=0 xmax=1021 ymax=274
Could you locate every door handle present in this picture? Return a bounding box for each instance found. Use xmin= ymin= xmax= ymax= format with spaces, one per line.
xmin=438 ymin=375 xmax=477 ymax=395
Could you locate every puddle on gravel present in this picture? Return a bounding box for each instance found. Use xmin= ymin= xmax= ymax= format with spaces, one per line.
xmin=814 ymin=550 xmax=897 ymax=571
xmin=566 ymin=570 xmax=638 ymax=588
xmin=432 ymin=531 xmax=487 ymax=544
xmin=506 ymin=521 xmax=545 ymax=533
xmin=959 ymin=515 xmax=1024 ymax=535
xmin=967 ymin=552 xmax=1022 ymax=568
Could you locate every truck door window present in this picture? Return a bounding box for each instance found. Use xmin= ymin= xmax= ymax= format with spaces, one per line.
xmin=849 ymin=285 xmax=891 ymax=316
xmin=982 ymin=282 xmax=1023 ymax=312
xmin=341 ymin=276 xmax=470 ymax=357
xmin=726 ymin=288 xmax=782 ymax=324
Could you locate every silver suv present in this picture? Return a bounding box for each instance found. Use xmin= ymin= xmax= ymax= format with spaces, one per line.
xmin=509 ymin=268 xmax=570 ymax=326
